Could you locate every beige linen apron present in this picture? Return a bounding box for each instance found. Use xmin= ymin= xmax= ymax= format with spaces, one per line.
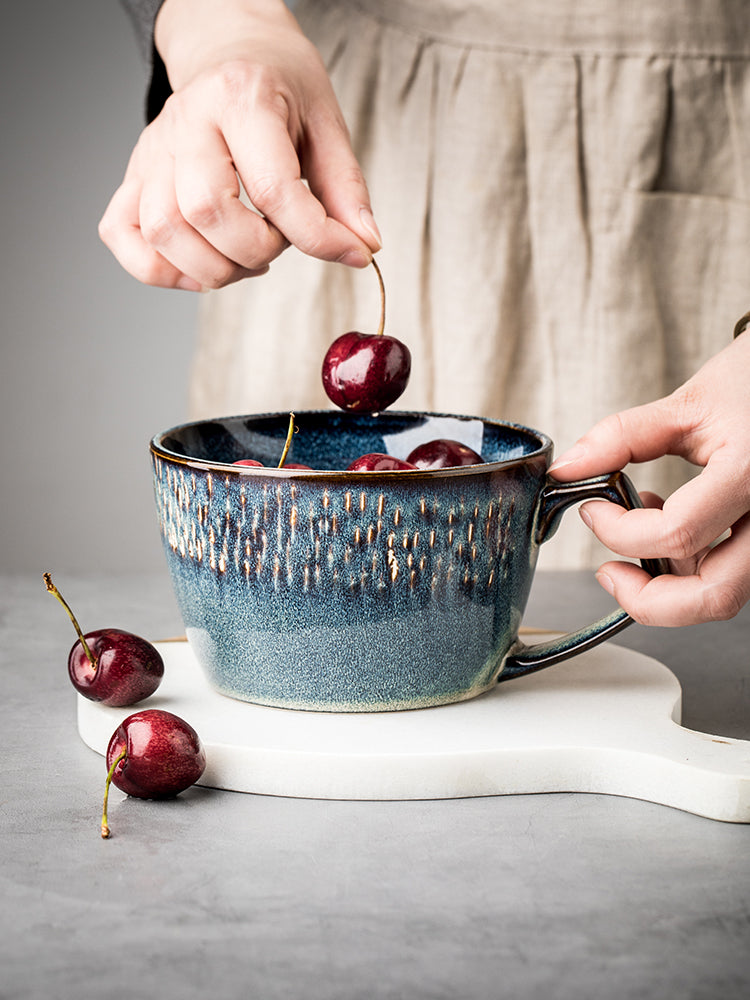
xmin=189 ymin=0 xmax=750 ymax=567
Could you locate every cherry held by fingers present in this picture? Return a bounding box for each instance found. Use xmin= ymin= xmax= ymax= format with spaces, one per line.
xmin=322 ymin=258 xmax=411 ymax=412
xmin=101 ymin=709 xmax=207 ymax=838
xmin=44 ymin=572 xmax=163 ymax=706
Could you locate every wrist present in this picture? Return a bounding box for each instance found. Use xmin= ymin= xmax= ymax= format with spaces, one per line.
xmin=155 ymin=0 xmax=302 ymax=89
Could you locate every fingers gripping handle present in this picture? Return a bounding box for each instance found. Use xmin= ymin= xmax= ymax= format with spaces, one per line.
xmin=534 ymin=472 xmax=668 ymax=578
xmin=502 ymin=472 xmax=670 ymax=680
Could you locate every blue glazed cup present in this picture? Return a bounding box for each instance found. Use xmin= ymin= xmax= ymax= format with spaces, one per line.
xmin=150 ymin=410 xmax=666 ymax=712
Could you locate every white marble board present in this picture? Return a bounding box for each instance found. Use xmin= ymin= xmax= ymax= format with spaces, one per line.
xmin=77 ymin=636 xmax=750 ymax=823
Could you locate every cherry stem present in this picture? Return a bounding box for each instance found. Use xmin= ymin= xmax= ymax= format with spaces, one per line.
xmin=277 ymin=412 xmax=296 ymax=468
xmin=372 ymin=257 xmax=385 ymax=337
xmin=43 ymin=572 xmax=96 ymax=668
xmin=101 ymin=748 xmax=127 ymax=839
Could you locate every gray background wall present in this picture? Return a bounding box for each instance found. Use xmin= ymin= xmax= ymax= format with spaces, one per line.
xmin=1 ymin=1 xmax=197 ymax=574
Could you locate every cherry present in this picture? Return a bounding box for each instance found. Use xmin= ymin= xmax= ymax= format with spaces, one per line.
xmin=232 ymin=412 xmax=312 ymax=469
xmin=347 ymin=453 xmax=417 ymax=472
xmin=322 ymin=259 xmax=411 ymax=412
xmin=44 ymin=573 xmax=163 ymax=706
xmin=406 ymin=439 xmax=483 ymax=469
xmin=101 ymin=709 xmax=206 ymax=838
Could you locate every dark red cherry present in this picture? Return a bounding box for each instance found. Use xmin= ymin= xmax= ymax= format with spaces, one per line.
xmin=44 ymin=573 xmax=163 ymax=707
xmin=406 ymin=439 xmax=483 ymax=469
xmin=322 ymin=331 xmax=411 ymax=412
xmin=322 ymin=259 xmax=411 ymax=413
xmin=347 ymin=453 xmax=417 ymax=472
xmin=232 ymin=459 xmax=313 ymax=470
xmin=101 ymin=709 xmax=206 ymax=838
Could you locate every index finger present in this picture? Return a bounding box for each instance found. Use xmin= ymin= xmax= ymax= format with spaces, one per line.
xmin=224 ymin=104 xmax=373 ymax=265
xmin=550 ymin=397 xmax=688 ymax=478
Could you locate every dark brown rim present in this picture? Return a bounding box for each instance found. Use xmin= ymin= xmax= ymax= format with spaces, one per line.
xmin=149 ymin=409 xmax=554 ymax=478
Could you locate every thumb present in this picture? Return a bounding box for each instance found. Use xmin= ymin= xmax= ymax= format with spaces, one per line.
xmin=303 ymin=112 xmax=382 ymax=253
xmin=548 ymin=397 xmax=684 ymax=480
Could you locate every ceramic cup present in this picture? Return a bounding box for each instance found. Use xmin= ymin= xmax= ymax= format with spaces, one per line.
xmin=150 ymin=410 xmax=667 ymax=712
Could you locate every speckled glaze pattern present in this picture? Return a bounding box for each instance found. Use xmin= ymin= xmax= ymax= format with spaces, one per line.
xmin=150 ymin=411 xmax=645 ymax=712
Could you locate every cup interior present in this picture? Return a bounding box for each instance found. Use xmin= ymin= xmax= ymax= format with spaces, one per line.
xmin=153 ymin=410 xmax=551 ymax=471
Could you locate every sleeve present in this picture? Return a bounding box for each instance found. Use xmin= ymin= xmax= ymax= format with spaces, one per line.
xmin=119 ymin=0 xmax=173 ymax=122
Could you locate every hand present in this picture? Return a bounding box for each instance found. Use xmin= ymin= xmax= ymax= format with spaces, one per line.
xmin=548 ymin=332 xmax=750 ymax=627
xmin=99 ymin=0 xmax=380 ymax=291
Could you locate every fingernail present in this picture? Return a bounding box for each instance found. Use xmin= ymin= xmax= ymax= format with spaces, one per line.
xmin=549 ymin=443 xmax=586 ymax=472
xmin=337 ymin=249 xmax=371 ymax=268
xmin=596 ymin=570 xmax=615 ymax=596
xmin=579 ymin=505 xmax=593 ymax=529
xmin=359 ymin=207 xmax=382 ymax=249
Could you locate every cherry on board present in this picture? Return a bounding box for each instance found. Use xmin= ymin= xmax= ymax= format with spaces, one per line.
xmin=44 ymin=573 xmax=163 ymax=707
xmin=100 ymin=709 xmax=206 ymax=838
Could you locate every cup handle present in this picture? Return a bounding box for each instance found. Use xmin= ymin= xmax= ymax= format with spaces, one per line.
xmin=501 ymin=471 xmax=670 ymax=681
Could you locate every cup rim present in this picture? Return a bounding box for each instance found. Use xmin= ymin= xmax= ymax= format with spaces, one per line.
xmin=149 ymin=409 xmax=554 ymax=478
